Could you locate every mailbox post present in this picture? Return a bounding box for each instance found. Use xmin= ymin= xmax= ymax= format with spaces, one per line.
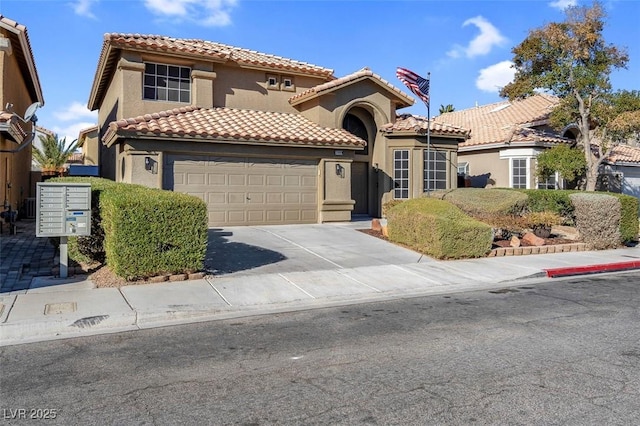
xmin=36 ymin=182 xmax=91 ymax=278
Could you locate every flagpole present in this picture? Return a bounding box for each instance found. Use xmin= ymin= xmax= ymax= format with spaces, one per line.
xmin=426 ymin=72 xmax=431 ymax=196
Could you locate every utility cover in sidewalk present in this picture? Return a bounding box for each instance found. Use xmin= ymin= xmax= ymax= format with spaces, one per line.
xmin=44 ymin=302 xmax=77 ymax=315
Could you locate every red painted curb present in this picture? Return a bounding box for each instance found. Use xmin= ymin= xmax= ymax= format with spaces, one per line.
xmin=544 ymin=260 xmax=640 ymax=278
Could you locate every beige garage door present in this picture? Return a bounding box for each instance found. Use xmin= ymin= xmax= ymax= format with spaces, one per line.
xmin=166 ymin=155 xmax=318 ymax=226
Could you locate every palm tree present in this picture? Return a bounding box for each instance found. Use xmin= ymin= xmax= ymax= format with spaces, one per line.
xmin=439 ymin=104 xmax=455 ymax=114
xmin=32 ymin=134 xmax=79 ymax=175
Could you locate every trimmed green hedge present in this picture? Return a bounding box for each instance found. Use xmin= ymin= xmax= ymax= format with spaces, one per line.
xmin=101 ymin=186 xmax=208 ymax=280
xmin=608 ymin=193 xmax=639 ymax=243
xmin=515 ymin=189 xmax=578 ymax=219
xmin=443 ymin=188 xmax=528 ymax=216
xmin=387 ymin=198 xmax=493 ymax=259
xmin=50 ymin=177 xmax=208 ymax=280
xmin=570 ymin=193 xmax=621 ymax=250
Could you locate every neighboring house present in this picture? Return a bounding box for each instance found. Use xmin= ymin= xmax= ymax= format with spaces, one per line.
xmin=0 ymin=16 xmax=44 ymax=215
xmin=86 ymin=34 xmax=467 ymax=226
xmin=433 ymin=94 xmax=573 ymax=189
xmin=599 ymin=144 xmax=640 ymax=199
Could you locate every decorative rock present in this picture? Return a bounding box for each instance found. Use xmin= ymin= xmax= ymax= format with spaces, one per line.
xmin=522 ymin=232 xmax=545 ymax=247
xmin=510 ymin=236 xmax=521 ymax=247
xmin=381 ymin=225 xmax=389 ymax=237
xmin=371 ymin=218 xmax=382 ymax=232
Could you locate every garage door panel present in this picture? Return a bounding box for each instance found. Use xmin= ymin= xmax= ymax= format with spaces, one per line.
xmin=187 ymin=173 xmax=206 ymax=185
xmin=167 ymin=155 xmax=318 ymax=226
xmin=208 ymin=174 xmax=226 ymax=185
xmin=228 ymin=174 xmax=246 ymax=186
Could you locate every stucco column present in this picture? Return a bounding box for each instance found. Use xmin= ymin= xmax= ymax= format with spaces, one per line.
xmin=191 ymin=70 xmax=217 ymax=109
xmin=320 ymin=159 xmax=355 ymax=222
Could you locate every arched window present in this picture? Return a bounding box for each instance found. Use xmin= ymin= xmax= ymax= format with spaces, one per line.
xmin=343 ymin=113 xmax=369 ymax=155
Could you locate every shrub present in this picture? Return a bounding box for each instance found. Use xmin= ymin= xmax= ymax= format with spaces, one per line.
xmin=101 ymin=186 xmax=208 ymax=280
xmin=516 ymin=189 xmax=577 ymax=221
xmin=49 ymin=177 xmax=120 ymax=265
xmin=608 ymin=193 xmax=639 ymax=243
xmin=569 ymin=193 xmax=621 ymax=250
xmin=386 ymin=198 xmax=493 ymax=259
xmin=382 ymin=199 xmax=405 ymax=218
xmin=443 ymin=188 xmax=528 ymax=216
xmin=525 ymin=211 xmax=563 ymax=228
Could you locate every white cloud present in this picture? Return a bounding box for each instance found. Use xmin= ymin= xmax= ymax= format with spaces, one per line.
xmin=447 ymin=16 xmax=508 ymax=59
xmin=549 ymin=0 xmax=577 ymax=10
xmin=53 ymin=102 xmax=98 ymax=122
xmin=51 ymin=122 xmax=97 ymax=146
xmin=144 ymin=0 xmax=237 ymax=27
xmin=476 ymin=61 xmax=515 ymax=93
xmin=71 ymin=0 xmax=98 ymax=18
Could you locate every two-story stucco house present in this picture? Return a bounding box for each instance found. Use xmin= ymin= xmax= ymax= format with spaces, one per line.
xmin=433 ymin=94 xmax=573 ymax=189
xmin=85 ymin=33 xmax=467 ymax=226
xmin=0 ymin=16 xmax=44 ymax=221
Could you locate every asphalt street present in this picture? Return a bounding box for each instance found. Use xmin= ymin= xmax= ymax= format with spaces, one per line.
xmin=1 ymin=271 xmax=639 ymax=425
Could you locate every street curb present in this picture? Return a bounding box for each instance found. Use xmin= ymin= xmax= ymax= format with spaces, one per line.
xmin=544 ymin=260 xmax=640 ymax=278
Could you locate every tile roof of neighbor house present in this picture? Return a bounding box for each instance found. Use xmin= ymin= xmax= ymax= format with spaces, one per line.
xmin=607 ymin=144 xmax=640 ymax=165
xmin=288 ymin=67 xmax=414 ymax=108
xmin=102 ymin=106 xmax=367 ymax=149
xmin=89 ymin=33 xmax=335 ymax=110
xmin=433 ymin=94 xmax=572 ymax=149
xmin=380 ymin=114 xmax=470 ymax=138
xmin=0 ymin=16 xmax=44 ymax=105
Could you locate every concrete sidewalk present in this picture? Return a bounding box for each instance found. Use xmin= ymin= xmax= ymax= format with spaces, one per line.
xmin=2 ymin=239 xmax=640 ymax=346
xmin=2 ymin=219 xmax=640 ymax=346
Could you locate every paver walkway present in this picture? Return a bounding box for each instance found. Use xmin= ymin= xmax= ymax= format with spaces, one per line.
xmin=0 ymin=219 xmax=56 ymax=293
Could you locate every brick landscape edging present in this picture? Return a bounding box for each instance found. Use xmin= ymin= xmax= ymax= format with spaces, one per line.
xmin=488 ymin=242 xmax=587 ymax=257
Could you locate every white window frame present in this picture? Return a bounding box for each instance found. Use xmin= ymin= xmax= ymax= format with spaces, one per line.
xmin=393 ymin=150 xmax=410 ymax=199
xmin=457 ymin=161 xmax=469 ymax=176
xmin=143 ymin=62 xmax=191 ymax=103
xmin=500 ymin=148 xmax=536 ymax=189
xmin=510 ymin=158 xmax=529 ymax=189
xmin=424 ymin=150 xmax=448 ymax=191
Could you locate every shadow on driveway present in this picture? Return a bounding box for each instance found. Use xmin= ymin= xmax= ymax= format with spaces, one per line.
xmin=205 ymin=228 xmax=286 ymax=275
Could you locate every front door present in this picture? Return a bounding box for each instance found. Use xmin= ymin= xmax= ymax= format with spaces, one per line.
xmin=351 ymin=161 xmax=369 ymax=215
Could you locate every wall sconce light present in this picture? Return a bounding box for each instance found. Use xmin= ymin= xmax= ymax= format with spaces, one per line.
xmin=335 ymin=163 xmax=345 ymax=178
xmin=145 ymin=156 xmax=157 ymax=174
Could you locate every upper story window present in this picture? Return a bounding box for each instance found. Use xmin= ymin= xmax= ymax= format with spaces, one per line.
xmin=143 ymin=62 xmax=191 ymax=103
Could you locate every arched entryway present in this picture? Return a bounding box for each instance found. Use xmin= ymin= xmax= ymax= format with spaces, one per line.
xmin=342 ymin=107 xmax=378 ymax=216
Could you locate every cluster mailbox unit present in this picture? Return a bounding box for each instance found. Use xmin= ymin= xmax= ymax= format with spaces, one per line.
xmin=36 ymin=182 xmax=91 ymax=278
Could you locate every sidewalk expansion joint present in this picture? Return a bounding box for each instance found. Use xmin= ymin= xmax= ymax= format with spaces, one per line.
xmin=278 ymin=274 xmax=316 ymax=299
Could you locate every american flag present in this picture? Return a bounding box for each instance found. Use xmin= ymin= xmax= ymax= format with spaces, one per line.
xmin=396 ymin=67 xmax=430 ymax=106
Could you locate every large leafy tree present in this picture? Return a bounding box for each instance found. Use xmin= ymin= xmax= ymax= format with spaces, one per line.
xmin=32 ymin=134 xmax=79 ymax=174
xmin=536 ymin=144 xmax=587 ymax=189
xmin=500 ymin=2 xmax=633 ymax=191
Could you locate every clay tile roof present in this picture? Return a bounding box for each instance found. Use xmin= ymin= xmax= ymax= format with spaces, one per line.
xmin=89 ymin=33 xmax=334 ymax=110
xmin=380 ymin=114 xmax=470 ymax=138
xmin=606 ymin=144 xmax=640 ymax=165
xmin=289 ymin=67 xmax=414 ymax=108
xmin=103 ymin=106 xmax=366 ymax=149
xmin=432 ymin=94 xmax=568 ymax=148
xmin=0 ymin=16 xmax=44 ymax=105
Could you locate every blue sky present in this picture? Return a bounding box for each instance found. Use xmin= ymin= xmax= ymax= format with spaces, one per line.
xmin=1 ymin=0 xmax=638 ymax=143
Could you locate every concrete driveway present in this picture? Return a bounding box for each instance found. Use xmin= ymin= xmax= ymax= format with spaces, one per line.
xmin=205 ymin=221 xmax=430 ymax=276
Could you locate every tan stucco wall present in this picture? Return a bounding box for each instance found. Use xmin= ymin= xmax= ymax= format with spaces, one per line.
xmin=382 ymin=135 xmax=461 ymax=205
xmin=80 ymin=130 xmax=100 ymax=165
xmin=458 ymin=150 xmax=506 ymax=188
xmin=0 ymin=43 xmax=36 ymax=212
